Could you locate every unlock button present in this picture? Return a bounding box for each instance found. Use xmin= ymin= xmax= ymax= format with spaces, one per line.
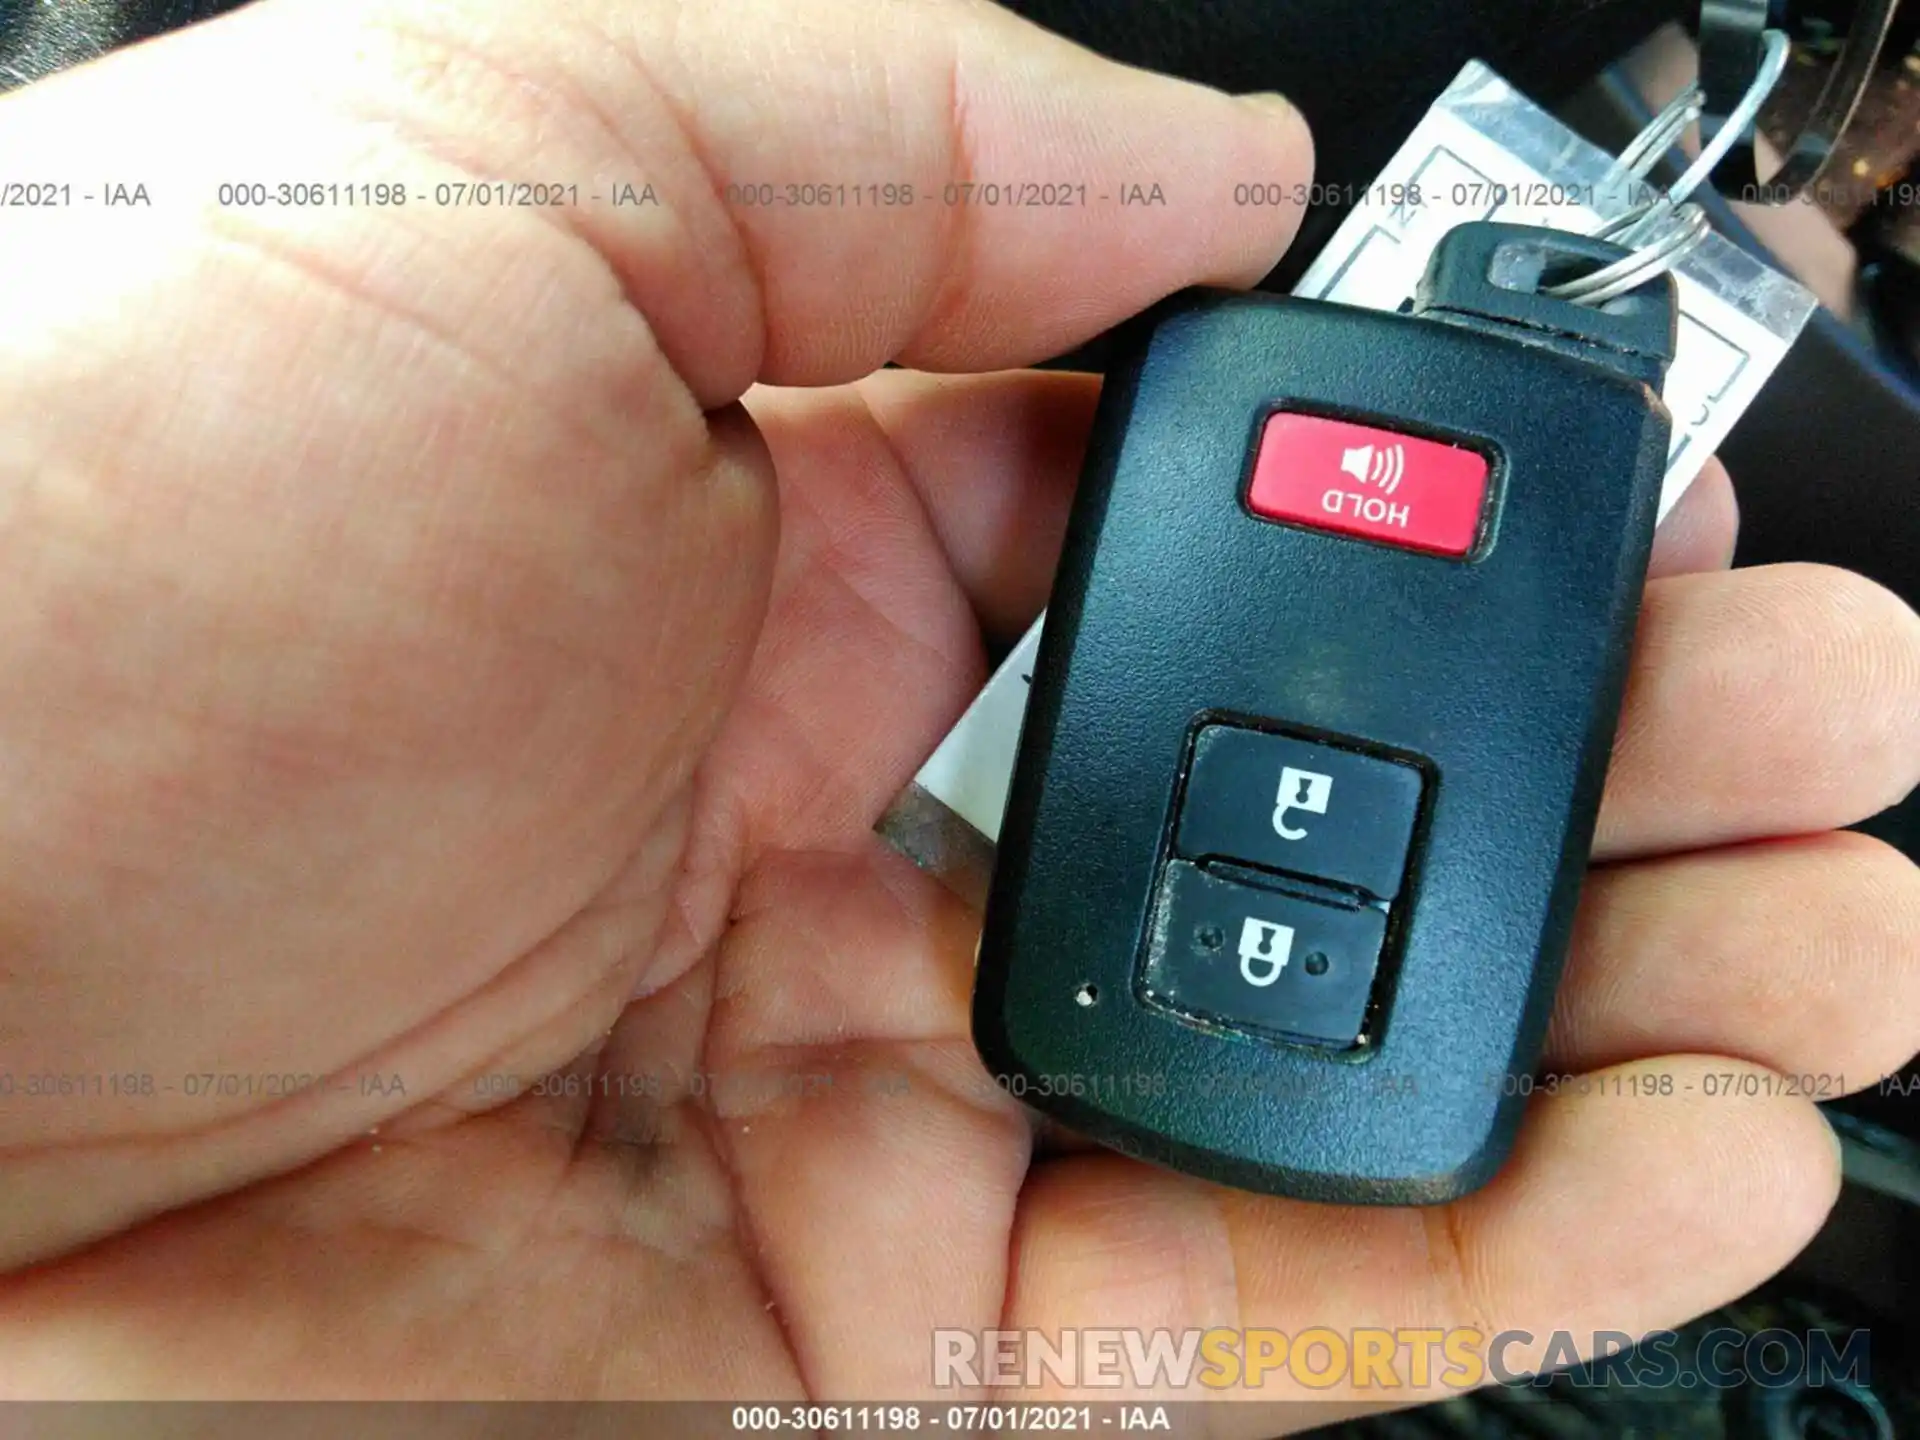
xmin=1274 ymin=767 xmax=1334 ymax=840
xmin=1176 ymin=726 xmax=1425 ymax=901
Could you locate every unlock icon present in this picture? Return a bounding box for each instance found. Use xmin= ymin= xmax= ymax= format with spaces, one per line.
xmin=1273 ymin=767 xmax=1334 ymax=840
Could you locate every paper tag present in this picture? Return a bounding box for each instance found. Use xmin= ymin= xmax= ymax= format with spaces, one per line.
xmin=879 ymin=61 xmax=1819 ymax=887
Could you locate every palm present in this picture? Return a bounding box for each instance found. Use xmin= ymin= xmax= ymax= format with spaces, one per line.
xmin=0 ymin=366 xmax=1061 ymax=1398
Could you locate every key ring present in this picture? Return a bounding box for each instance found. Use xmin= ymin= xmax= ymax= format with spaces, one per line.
xmin=1701 ymin=0 xmax=1906 ymax=202
xmin=1696 ymin=0 xmax=1774 ymax=196
xmin=1544 ymin=28 xmax=1791 ymax=307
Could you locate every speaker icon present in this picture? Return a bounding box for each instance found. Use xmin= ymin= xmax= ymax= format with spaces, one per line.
xmin=1339 ymin=443 xmax=1406 ymax=495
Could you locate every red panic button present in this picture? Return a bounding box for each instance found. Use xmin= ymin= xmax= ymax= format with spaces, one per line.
xmin=1247 ymin=413 xmax=1492 ymax=557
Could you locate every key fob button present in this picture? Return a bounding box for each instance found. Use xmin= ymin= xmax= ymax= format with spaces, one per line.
xmin=1143 ymin=861 xmax=1386 ymax=1049
xmin=1174 ymin=725 xmax=1424 ymax=900
xmin=1248 ymin=412 xmax=1494 ymax=557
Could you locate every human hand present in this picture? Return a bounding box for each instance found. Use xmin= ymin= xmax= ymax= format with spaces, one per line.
xmin=0 ymin=0 xmax=1917 ymax=1419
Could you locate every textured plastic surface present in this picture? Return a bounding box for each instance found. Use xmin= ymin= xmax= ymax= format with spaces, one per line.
xmin=973 ymin=229 xmax=1675 ymax=1205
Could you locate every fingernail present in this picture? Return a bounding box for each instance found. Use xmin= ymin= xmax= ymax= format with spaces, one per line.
xmin=1238 ymin=90 xmax=1307 ymax=125
xmin=1236 ymin=91 xmax=1313 ymax=155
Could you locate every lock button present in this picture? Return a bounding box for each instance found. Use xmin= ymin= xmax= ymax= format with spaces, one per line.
xmin=1142 ymin=861 xmax=1386 ymax=1048
xmin=1174 ymin=726 xmax=1424 ymax=900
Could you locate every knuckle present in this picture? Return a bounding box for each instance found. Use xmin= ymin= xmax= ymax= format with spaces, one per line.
xmin=353 ymin=0 xmax=615 ymax=182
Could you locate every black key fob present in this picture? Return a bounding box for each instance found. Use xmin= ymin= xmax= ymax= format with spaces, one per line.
xmin=972 ymin=222 xmax=1680 ymax=1205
